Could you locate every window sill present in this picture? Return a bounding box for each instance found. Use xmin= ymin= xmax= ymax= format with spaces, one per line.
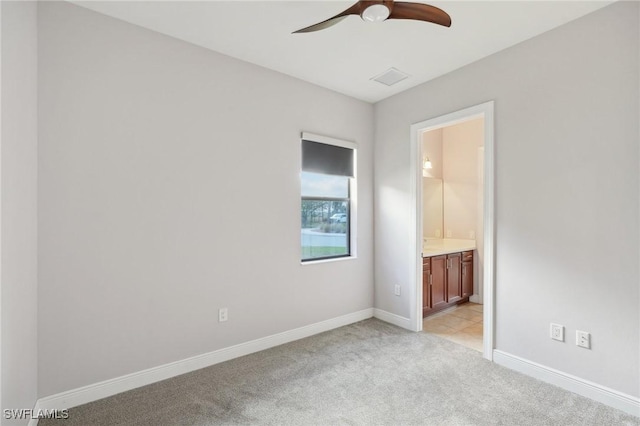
xmin=300 ymin=255 xmax=357 ymax=266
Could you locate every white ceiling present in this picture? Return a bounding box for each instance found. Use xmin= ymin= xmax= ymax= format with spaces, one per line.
xmin=72 ymin=1 xmax=612 ymax=103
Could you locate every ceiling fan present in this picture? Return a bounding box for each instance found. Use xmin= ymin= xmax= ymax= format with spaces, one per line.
xmin=293 ymin=0 xmax=451 ymax=34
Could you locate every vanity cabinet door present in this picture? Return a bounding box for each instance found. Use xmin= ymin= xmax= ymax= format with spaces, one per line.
xmin=446 ymin=252 xmax=462 ymax=303
xmin=462 ymin=251 xmax=473 ymax=298
xmin=422 ymin=257 xmax=432 ymax=316
xmin=423 ymin=251 xmax=473 ymax=318
xmin=430 ymin=255 xmax=448 ymax=310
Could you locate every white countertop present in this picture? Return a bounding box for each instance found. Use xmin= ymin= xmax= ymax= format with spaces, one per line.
xmin=423 ymin=239 xmax=476 ymax=257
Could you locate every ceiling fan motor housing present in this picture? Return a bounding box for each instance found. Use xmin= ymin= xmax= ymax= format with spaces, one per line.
xmin=360 ymin=0 xmax=394 ymax=22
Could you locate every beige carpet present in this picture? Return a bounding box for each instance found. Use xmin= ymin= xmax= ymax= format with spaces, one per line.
xmin=40 ymin=319 xmax=639 ymax=425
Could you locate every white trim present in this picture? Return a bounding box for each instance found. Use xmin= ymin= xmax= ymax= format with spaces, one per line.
xmin=409 ymin=110 xmax=421 ymax=333
xmin=350 ymin=143 xmax=358 ymax=258
xmin=373 ymin=308 xmax=412 ymax=330
xmin=481 ymin=103 xmax=495 ymax=361
xmin=299 ymin=131 xmax=357 ymax=261
xmin=409 ymin=101 xmax=495 ymax=361
xmin=301 ymin=132 xmax=356 ymax=150
xmin=469 ymin=294 xmax=482 ymax=304
xmin=494 ymin=350 xmax=640 ymax=418
xmin=300 ymin=255 xmax=357 ymax=265
xmin=27 ymin=401 xmax=41 ymax=426
xmin=34 ymin=309 xmax=374 ymax=412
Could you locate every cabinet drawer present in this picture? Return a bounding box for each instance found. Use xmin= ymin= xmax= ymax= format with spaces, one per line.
xmin=423 ymin=258 xmax=431 ymax=271
xmin=462 ymin=251 xmax=473 ymax=261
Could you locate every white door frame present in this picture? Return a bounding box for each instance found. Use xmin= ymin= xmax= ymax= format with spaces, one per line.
xmin=409 ymin=101 xmax=495 ymax=361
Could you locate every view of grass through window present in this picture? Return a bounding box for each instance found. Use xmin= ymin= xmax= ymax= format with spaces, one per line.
xmin=301 ymin=172 xmax=350 ymax=260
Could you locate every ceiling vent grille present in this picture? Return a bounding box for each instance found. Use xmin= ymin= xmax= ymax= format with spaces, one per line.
xmin=371 ymin=67 xmax=410 ymax=86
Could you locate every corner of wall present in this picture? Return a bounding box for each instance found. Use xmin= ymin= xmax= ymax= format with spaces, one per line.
xmin=1 ymin=0 xmax=39 ymax=423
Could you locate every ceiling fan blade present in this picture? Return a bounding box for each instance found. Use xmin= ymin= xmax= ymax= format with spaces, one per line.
xmin=388 ymin=2 xmax=452 ymax=27
xmin=292 ymin=2 xmax=362 ymax=34
xmin=293 ymin=16 xmax=350 ymax=34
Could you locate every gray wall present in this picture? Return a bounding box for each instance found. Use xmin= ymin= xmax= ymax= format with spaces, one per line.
xmin=38 ymin=2 xmax=373 ymax=397
xmin=1 ymin=1 xmax=39 ymax=424
xmin=374 ymin=2 xmax=639 ymax=397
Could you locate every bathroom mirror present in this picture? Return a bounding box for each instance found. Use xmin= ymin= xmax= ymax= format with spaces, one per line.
xmin=422 ymin=177 xmax=443 ymax=239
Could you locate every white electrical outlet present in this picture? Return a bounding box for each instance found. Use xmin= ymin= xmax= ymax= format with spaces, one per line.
xmin=394 ymin=285 xmax=401 ymax=296
xmin=550 ymin=323 xmax=564 ymax=342
xmin=446 ymin=230 xmax=452 ymax=238
xmin=218 ymin=307 xmax=228 ymax=322
xmin=576 ymin=330 xmax=590 ymax=349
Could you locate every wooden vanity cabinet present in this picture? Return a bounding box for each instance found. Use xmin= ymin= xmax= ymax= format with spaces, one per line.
xmin=422 ymin=257 xmax=432 ymax=317
xmin=422 ymin=250 xmax=473 ymax=318
xmin=446 ymin=252 xmax=462 ymax=304
xmin=461 ymin=251 xmax=473 ymax=299
xmin=430 ymin=255 xmax=447 ymax=310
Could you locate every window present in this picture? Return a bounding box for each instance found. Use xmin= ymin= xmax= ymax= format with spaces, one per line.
xmin=300 ymin=134 xmax=356 ymax=262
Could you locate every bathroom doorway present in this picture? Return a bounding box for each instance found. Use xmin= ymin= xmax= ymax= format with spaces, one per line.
xmin=409 ymin=101 xmax=495 ymax=361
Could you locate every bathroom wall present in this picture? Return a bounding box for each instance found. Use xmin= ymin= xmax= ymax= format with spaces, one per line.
xmin=442 ymin=118 xmax=483 ymax=240
xmin=422 ymin=119 xmax=483 ymax=241
xmin=422 ymin=129 xmax=443 ymax=238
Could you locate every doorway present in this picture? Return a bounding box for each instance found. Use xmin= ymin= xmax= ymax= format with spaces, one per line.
xmin=409 ymin=101 xmax=495 ymax=361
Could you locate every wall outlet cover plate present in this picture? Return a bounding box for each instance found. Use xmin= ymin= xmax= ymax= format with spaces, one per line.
xmin=550 ymin=323 xmax=564 ymax=342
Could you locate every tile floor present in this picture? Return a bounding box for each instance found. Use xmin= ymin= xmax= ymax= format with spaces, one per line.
xmin=422 ymin=302 xmax=483 ymax=352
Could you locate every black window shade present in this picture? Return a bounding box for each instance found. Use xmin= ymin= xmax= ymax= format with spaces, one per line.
xmin=302 ymin=140 xmax=354 ymax=177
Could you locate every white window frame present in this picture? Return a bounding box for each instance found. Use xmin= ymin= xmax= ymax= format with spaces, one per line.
xmin=300 ymin=132 xmax=357 ymax=264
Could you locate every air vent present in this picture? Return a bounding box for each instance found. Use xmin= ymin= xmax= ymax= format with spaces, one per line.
xmin=371 ymin=67 xmax=410 ymax=86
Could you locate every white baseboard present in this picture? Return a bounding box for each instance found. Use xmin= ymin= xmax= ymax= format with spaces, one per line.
xmin=26 ymin=401 xmax=40 ymax=426
xmin=33 ymin=308 xmax=374 ymax=418
xmin=373 ymin=308 xmax=412 ymax=330
xmin=469 ymin=294 xmax=482 ymax=304
xmin=493 ymin=350 xmax=640 ymax=418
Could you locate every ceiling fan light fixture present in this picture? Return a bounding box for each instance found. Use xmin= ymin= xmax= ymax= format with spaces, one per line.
xmin=361 ymin=4 xmax=390 ymax=22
